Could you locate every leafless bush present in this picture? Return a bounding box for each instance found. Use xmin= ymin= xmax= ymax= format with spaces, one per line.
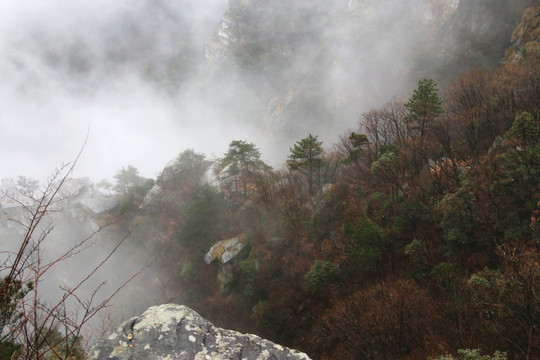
xmin=0 ymin=145 xmax=152 ymax=359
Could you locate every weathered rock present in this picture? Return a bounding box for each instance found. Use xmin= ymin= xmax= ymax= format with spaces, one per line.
xmin=205 ymin=235 xmax=251 ymax=294
xmin=141 ymin=183 xmax=162 ymax=211
xmin=80 ymin=196 xmax=120 ymax=214
xmin=201 ymin=161 xmax=222 ymax=189
xmin=89 ymin=304 xmax=311 ymax=360
xmin=204 ymin=234 xmax=250 ymax=265
xmin=217 ymin=263 xmax=236 ymax=294
xmin=1 ymin=177 xmax=119 ymax=215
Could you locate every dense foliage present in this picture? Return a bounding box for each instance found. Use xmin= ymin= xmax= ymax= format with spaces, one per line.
xmin=118 ymin=47 xmax=540 ymax=358
xmin=2 ymin=1 xmax=540 ymax=359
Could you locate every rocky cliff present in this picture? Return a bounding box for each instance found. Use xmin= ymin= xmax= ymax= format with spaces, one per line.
xmin=89 ymin=304 xmax=311 ymax=360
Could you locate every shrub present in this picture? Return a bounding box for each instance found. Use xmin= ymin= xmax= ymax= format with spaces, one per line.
xmin=180 ymin=262 xmax=197 ymax=283
xmin=305 ymin=259 xmax=341 ymax=293
xmin=239 ymin=259 xmax=258 ymax=298
xmin=345 ymin=216 xmax=383 ymax=275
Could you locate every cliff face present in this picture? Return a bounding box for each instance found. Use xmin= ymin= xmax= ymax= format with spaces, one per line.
xmin=440 ymin=0 xmax=535 ymax=70
xmin=89 ymin=304 xmax=311 ymax=360
xmin=506 ymin=1 xmax=540 ymax=62
xmin=199 ymin=0 xmax=535 ymax=146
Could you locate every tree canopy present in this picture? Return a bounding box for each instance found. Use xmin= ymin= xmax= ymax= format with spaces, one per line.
xmin=405 ymin=78 xmax=443 ymax=138
xmin=221 ymin=140 xmax=268 ymax=195
xmin=287 ymin=134 xmax=325 ymax=197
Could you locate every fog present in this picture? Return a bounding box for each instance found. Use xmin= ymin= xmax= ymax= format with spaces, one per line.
xmin=0 ymin=0 xmax=465 ymax=315
xmin=0 ymin=0 xmax=458 ymax=183
xmin=3 ymin=0 xmax=509 ymax=349
xmin=0 ymin=201 xmax=167 ymax=343
xmin=0 ymin=0 xmax=230 ymax=181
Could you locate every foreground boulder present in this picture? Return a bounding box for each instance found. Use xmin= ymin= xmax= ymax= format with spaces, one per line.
xmin=89 ymin=304 xmax=311 ymax=360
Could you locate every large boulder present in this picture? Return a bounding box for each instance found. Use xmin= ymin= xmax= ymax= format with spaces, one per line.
xmin=204 ymin=234 xmax=250 ymax=265
xmin=89 ymin=304 xmax=311 ymax=360
xmin=204 ymin=234 xmax=251 ymax=293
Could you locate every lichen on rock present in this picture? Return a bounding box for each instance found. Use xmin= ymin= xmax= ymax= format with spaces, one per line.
xmin=89 ymin=304 xmax=311 ymax=360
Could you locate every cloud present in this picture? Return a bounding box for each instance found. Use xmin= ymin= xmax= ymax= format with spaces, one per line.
xmin=0 ymin=0 xmax=454 ymax=183
xmin=0 ymin=0 xmax=228 ymax=182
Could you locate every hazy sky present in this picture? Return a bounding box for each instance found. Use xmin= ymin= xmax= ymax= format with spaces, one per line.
xmin=0 ymin=0 xmax=234 ymax=183
xmin=0 ymin=0 xmax=455 ymax=184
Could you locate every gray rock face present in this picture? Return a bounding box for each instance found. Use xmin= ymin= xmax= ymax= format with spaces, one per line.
xmin=204 ymin=234 xmax=250 ymax=265
xmin=204 ymin=235 xmax=252 ymax=293
xmin=89 ymin=304 xmax=311 ymax=360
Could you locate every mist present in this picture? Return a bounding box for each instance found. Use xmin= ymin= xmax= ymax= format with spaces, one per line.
xmin=0 ymin=0 xmax=462 ymax=183
xmin=0 ymin=0 xmax=467 ymax=332
xmin=0 ymin=0 xmax=462 ymax=329
xmin=0 ymin=0 xmax=230 ymax=181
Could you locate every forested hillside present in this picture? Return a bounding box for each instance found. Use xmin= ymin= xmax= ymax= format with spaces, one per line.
xmin=100 ymin=2 xmax=540 ymax=359
xmin=1 ymin=0 xmax=539 ymax=359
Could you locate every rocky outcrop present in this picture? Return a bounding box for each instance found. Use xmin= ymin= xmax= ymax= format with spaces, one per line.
xmin=506 ymin=2 xmax=540 ymax=62
xmin=205 ymin=14 xmax=238 ymax=61
xmin=89 ymin=304 xmax=311 ymax=360
xmin=440 ymin=0 xmax=535 ymax=70
xmin=0 ymin=177 xmax=118 ymax=215
xmin=204 ymin=234 xmax=250 ymax=265
xmin=205 ymin=234 xmax=251 ymax=293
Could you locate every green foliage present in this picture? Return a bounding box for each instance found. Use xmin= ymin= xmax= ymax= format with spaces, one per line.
xmin=440 ymin=181 xmax=479 ymax=256
xmin=174 ymin=149 xmax=209 ymax=184
xmin=252 ymin=300 xmax=269 ymax=328
xmin=95 ymin=178 xmax=114 ymax=194
xmin=118 ymin=177 xmax=155 ymax=214
xmin=310 ymin=182 xmax=348 ymax=242
xmin=180 ymin=262 xmax=197 ymax=283
xmin=370 ymin=150 xmax=396 ymax=175
xmin=287 ymin=134 xmax=324 ymax=171
xmin=0 ymin=277 xmax=33 ymax=341
xmin=0 ymin=340 xmax=21 ymax=359
xmin=405 ymin=78 xmax=443 ymax=136
xmin=176 ymin=184 xmax=229 ymax=252
xmin=39 ymin=328 xmax=85 ymax=360
xmin=432 ymin=261 xmax=464 ymax=288
xmin=305 ymin=259 xmax=341 ymax=293
xmin=466 ymin=247 xmax=540 ymax=357
xmin=114 ymin=165 xmax=144 ymax=195
xmin=504 ymin=112 xmax=540 ymax=189
xmin=506 ymin=112 xmax=540 ymax=148
xmin=221 ymin=140 xmax=267 ymax=195
xmin=434 ymin=348 xmax=507 ymax=360
xmin=345 ymin=217 xmax=383 ymax=274
xmin=287 ymin=134 xmax=325 ymax=197
xmin=239 ymin=259 xmax=258 ymax=298
xmin=392 ymin=199 xmax=430 ymax=234
xmin=405 ymin=238 xmax=431 ymax=278
xmin=222 ymin=140 xmax=265 ymax=169
xmin=340 ymin=132 xmax=369 ymax=165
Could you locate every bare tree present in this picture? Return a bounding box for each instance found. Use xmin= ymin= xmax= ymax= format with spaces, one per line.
xmin=0 ymin=145 xmax=152 ymax=359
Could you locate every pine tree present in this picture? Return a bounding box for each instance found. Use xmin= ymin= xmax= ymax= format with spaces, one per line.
xmin=287 ymin=134 xmax=325 ymax=197
xmin=405 ymin=78 xmax=443 ymax=140
xmin=221 ymin=140 xmax=267 ymax=195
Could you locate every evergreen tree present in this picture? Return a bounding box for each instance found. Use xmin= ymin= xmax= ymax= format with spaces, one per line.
xmin=221 ymin=140 xmax=267 ymax=195
xmin=174 ymin=149 xmax=210 ymax=187
xmin=405 ymin=78 xmax=443 ymax=140
xmin=113 ymin=165 xmax=143 ymax=195
xmin=287 ymin=134 xmax=325 ymax=197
